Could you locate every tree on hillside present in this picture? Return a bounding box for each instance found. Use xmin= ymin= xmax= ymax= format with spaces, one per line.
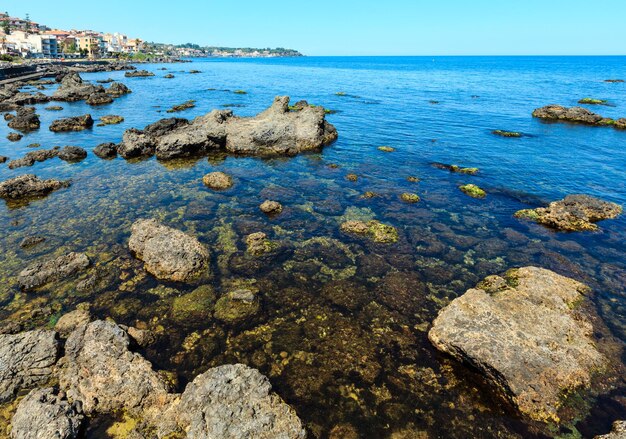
xmin=2 ymin=20 xmax=10 ymax=35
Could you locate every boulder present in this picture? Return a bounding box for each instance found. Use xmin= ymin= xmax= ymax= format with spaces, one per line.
xmin=7 ymin=132 xmax=22 ymax=141
xmin=116 ymin=128 xmax=155 ymax=158
xmin=50 ymin=114 xmax=94 ymax=132
xmin=57 ymin=146 xmax=87 ymax=163
xmin=58 ymin=320 xmax=172 ymax=416
xmin=0 ymin=174 xmax=70 ymax=202
xmin=117 ymin=96 xmax=337 ymax=160
xmin=428 ymin=266 xmax=607 ymax=422
xmin=515 ymin=194 xmax=622 ymax=231
xmin=106 ymin=82 xmax=131 ymax=96
xmin=176 ymin=364 xmax=306 ymax=439
xmin=129 ymin=219 xmax=210 ymax=282
xmin=260 ymin=200 xmax=283 ymax=215
xmin=52 ymin=72 xmax=104 ymax=102
xmin=0 ymin=330 xmax=59 ymax=402
xmin=7 ymin=107 xmax=40 ymax=132
xmin=85 ymin=92 xmax=113 ymax=106
xmin=10 ymin=387 xmax=84 ymax=439
xmin=54 ymin=307 xmax=91 ymax=338
xmin=93 ymin=142 xmax=118 ymax=159
xmin=203 ymin=171 xmax=233 ymax=190
xmin=18 ymin=252 xmax=90 ymax=290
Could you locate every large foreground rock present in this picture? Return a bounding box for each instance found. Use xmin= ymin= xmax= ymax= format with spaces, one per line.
xmin=58 ymin=320 xmax=172 ymax=416
xmin=18 ymin=252 xmax=90 ymax=290
xmin=429 ymin=266 xmax=606 ymax=423
xmin=177 ymin=364 xmax=306 ymax=439
xmin=10 ymin=387 xmax=84 ymax=439
xmin=532 ymin=105 xmax=626 ymax=129
xmin=515 ymin=194 xmax=622 ymax=231
xmin=117 ymin=96 xmax=338 ymax=160
xmin=0 ymin=330 xmax=59 ymax=402
xmin=129 ymin=219 xmax=210 ymax=282
xmin=0 ymin=174 xmax=70 ymax=202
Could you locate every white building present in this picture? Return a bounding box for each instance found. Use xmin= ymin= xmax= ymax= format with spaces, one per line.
xmin=6 ymin=31 xmax=58 ymax=58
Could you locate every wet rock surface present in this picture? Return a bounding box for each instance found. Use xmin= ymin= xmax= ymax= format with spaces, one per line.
xmin=10 ymin=387 xmax=84 ymax=439
xmin=429 ymin=266 xmax=607 ymax=422
xmin=117 ymin=96 xmax=337 ymax=160
xmin=515 ymin=194 xmax=622 ymax=231
xmin=18 ymin=252 xmax=90 ymax=290
xmin=49 ymin=114 xmax=94 ymax=132
xmin=129 ymin=218 xmax=211 ymax=282
xmin=0 ymin=174 xmax=70 ymax=203
xmin=0 ymin=330 xmax=59 ymax=402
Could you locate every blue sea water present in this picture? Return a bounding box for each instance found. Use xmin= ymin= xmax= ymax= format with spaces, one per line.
xmin=1 ymin=56 xmax=625 ymax=437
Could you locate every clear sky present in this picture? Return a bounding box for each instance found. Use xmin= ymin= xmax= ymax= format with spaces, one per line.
xmin=6 ymin=0 xmax=626 ymax=56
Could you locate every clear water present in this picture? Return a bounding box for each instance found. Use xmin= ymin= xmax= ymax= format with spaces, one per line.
xmin=1 ymin=56 xmax=625 ymax=438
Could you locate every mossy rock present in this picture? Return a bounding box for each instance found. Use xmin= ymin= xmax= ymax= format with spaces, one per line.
xmin=400 ymin=193 xmax=420 ymax=203
xmin=451 ymin=165 xmax=479 ymax=175
xmin=335 ymin=92 xmax=347 ymax=96
xmin=378 ymin=146 xmax=395 ymax=152
xmin=214 ymin=289 xmax=260 ymax=324
xmin=170 ymin=285 xmax=216 ymax=325
xmin=167 ymin=100 xmax=196 ymax=113
xmin=514 ymin=208 xmax=540 ymax=221
xmin=100 ymin=115 xmax=124 ymax=125
xmin=346 ymin=173 xmax=358 ymax=182
xmin=341 ymin=220 xmax=399 ymax=243
xmin=459 ymin=184 xmax=486 ymax=199
xmin=407 ymin=176 xmax=420 ymax=182
xmin=578 ymin=98 xmax=608 ymax=105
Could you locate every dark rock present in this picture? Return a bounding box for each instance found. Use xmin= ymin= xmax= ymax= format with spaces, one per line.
xmin=50 ymin=114 xmax=94 ymax=132
xmin=94 ymin=142 xmax=118 ymax=159
xmin=124 ymin=70 xmax=155 ymax=77
xmin=0 ymin=155 xmax=7 ymax=164
xmin=429 ymin=267 xmax=607 ymax=422
xmin=7 ymin=107 xmax=40 ymax=132
xmin=18 ymin=252 xmax=90 ymax=290
xmin=0 ymin=174 xmax=70 ymax=202
xmin=19 ymin=235 xmax=46 ymax=249
xmin=86 ymin=92 xmax=113 ymax=106
xmin=432 ymin=162 xmax=479 ymax=175
xmin=0 ymin=330 xmax=59 ymax=402
xmin=515 ymin=194 xmax=622 ymax=231
xmin=595 ymin=421 xmax=626 ymax=438
xmin=52 ymin=72 xmax=105 ymax=102
xmin=58 ymin=146 xmax=87 ymax=163
xmin=10 ymin=387 xmax=84 ymax=439
xmin=8 ymin=147 xmax=60 ymax=169
xmin=7 ymin=132 xmax=22 ymax=141
xmin=128 ymin=219 xmax=210 ymax=282
xmin=106 ymin=82 xmax=131 ymax=96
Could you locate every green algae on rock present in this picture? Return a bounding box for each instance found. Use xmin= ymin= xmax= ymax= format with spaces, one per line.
xmin=245 ymin=232 xmax=276 ymax=256
xmin=214 ymin=288 xmax=260 ymax=324
xmin=400 ymin=193 xmax=420 ymax=203
xmin=459 ymin=184 xmax=486 ymax=199
xmin=578 ymin=98 xmax=608 ymax=105
xmin=377 ymin=146 xmax=395 ymax=152
xmin=492 ymin=130 xmax=522 ymax=138
xmin=171 ymin=285 xmax=216 ymax=326
xmin=514 ymin=194 xmax=623 ymax=231
xmin=340 ymin=220 xmax=399 ymax=243
xmin=99 ymin=115 xmax=124 ymax=125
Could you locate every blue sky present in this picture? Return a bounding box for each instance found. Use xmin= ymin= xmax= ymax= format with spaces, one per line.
xmin=8 ymin=0 xmax=626 ymax=55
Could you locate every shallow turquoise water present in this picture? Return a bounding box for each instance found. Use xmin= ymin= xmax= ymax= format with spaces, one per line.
xmin=0 ymin=56 xmax=625 ymax=438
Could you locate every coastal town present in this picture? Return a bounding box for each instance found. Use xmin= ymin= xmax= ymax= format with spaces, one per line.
xmin=0 ymin=11 xmax=302 ymax=61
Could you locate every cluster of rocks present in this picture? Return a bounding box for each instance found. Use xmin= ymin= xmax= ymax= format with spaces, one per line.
xmin=51 ymin=72 xmax=131 ymax=105
xmin=0 ymin=317 xmax=305 ymax=438
xmin=114 ymin=96 xmax=337 ymax=160
xmin=532 ymin=105 xmax=626 ymax=130
xmin=515 ymin=194 xmax=623 ymax=231
xmin=7 ymin=146 xmax=87 ymax=169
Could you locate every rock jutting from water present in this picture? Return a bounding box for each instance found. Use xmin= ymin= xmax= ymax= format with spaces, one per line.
xmin=260 ymin=200 xmax=283 ymax=215
xmin=492 ymin=129 xmax=522 ymax=137
xmin=459 ymin=183 xmax=486 ymax=198
xmin=129 ymin=218 xmax=211 ymax=282
xmin=93 ymin=142 xmax=118 ymax=159
xmin=7 ymin=107 xmax=40 ymax=132
xmin=49 ymin=114 xmax=94 ymax=132
xmin=116 ymin=96 xmax=338 ymax=160
xmin=428 ymin=266 xmax=607 ymax=423
xmin=203 ymin=171 xmax=233 ymax=190
xmin=432 ymin=162 xmax=479 ymax=175
xmin=515 ymin=194 xmax=622 ymax=231
xmin=0 ymin=174 xmax=71 ymax=203
xmin=125 ymin=69 xmax=155 ymax=77
xmin=532 ymin=105 xmax=626 ymax=130
xmin=51 ymin=72 xmax=131 ymax=105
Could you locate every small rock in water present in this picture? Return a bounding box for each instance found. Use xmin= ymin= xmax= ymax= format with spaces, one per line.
xmin=340 ymin=220 xmax=398 ymax=243
xmin=19 ymin=235 xmax=46 ymax=249
xmin=378 ymin=146 xmax=395 ymax=152
xmin=346 ymin=173 xmax=358 ymax=182
xmin=0 ymin=156 xmax=7 ymax=164
xmin=99 ymin=115 xmax=124 ymax=125
xmin=246 ymin=232 xmax=275 ymax=256
xmin=432 ymin=162 xmax=479 ymax=175
xmin=0 ymin=174 xmax=71 ymax=202
xmin=493 ymin=129 xmax=522 ymax=137
xmin=459 ymin=184 xmax=486 ymax=198
xmin=400 ymin=192 xmax=420 ymax=203
xmin=125 ymin=70 xmax=155 ymax=77
xmin=49 ymin=114 xmax=94 ymax=132
xmin=203 ymin=171 xmax=233 ymax=190
xmin=94 ymin=142 xmax=118 ymax=159
xmin=214 ymin=289 xmax=260 ymax=324
xmin=7 ymin=132 xmax=22 ymax=141
xmin=260 ymin=200 xmax=283 ymax=215
xmin=58 ymin=146 xmax=87 ymax=163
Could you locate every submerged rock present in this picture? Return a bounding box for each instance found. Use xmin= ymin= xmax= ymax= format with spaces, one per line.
xmin=432 ymin=162 xmax=479 ymax=175
xmin=340 ymin=220 xmax=398 ymax=243
xmin=117 ymin=96 xmax=337 ymax=160
xmin=167 ymin=100 xmax=196 ymax=113
xmin=93 ymin=142 xmax=118 ymax=159
xmin=492 ymin=129 xmax=522 ymax=137
xmin=129 ymin=218 xmax=210 ymax=282
xmin=459 ymin=183 xmax=486 ymax=198
xmin=10 ymin=387 xmax=84 ymax=439
xmin=203 ymin=171 xmax=233 ymax=190
xmin=245 ymin=232 xmax=275 ymax=256
xmin=429 ymin=266 xmax=607 ymax=422
xmin=19 ymin=235 xmax=46 ymax=249
xmin=7 ymin=107 xmax=40 ymax=132
xmin=18 ymin=252 xmax=90 ymax=290
xmin=515 ymin=194 xmax=622 ymax=231
xmin=170 ymin=285 xmax=216 ymax=326
xmin=177 ymin=364 xmax=305 ymax=439
xmin=50 ymin=114 xmax=94 ymax=132
xmin=578 ymin=98 xmax=609 ymax=105
xmin=0 ymin=174 xmax=70 ymax=202
xmin=214 ymin=289 xmax=260 ymax=324
xmin=0 ymin=330 xmax=59 ymax=402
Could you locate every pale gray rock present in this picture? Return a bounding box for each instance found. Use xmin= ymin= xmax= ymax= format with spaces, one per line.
xmin=18 ymin=252 xmax=90 ymax=290
xmin=429 ymin=266 xmax=606 ymax=422
xmin=129 ymin=219 xmax=210 ymax=282
xmin=0 ymin=330 xmax=59 ymax=402
xmin=54 ymin=307 xmax=91 ymax=338
xmin=10 ymin=387 xmax=84 ymax=439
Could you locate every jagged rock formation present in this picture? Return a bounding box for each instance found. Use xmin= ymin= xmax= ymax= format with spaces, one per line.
xmin=533 ymin=105 xmax=626 ymax=129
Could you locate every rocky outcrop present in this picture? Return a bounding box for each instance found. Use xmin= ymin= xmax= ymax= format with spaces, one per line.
xmin=10 ymin=387 xmax=84 ymax=439
xmin=50 ymin=114 xmax=94 ymax=132
xmin=0 ymin=174 xmax=70 ymax=202
xmin=106 ymin=82 xmax=131 ymax=96
xmin=18 ymin=252 xmax=90 ymax=290
xmin=595 ymin=421 xmax=626 ymax=438
xmin=532 ymin=105 xmax=626 ymax=130
xmin=58 ymin=320 xmax=173 ymax=416
xmin=116 ymin=96 xmax=338 ymax=160
xmin=515 ymin=194 xmax=622 ymax=231
xmin=8 ymin=147 xmax=60 ymax=169
xmin=129 ymin=219 xmax=210 ymax=282
xmin=93 ymin=142 xmax=118 ymax=159
xmin=176 ymin=364 xmax=306 ymax=439
xmin=52 ymin=72 xmax=105 ymax=102
xmin=7 ymin=107 xmax=40 ymax=132
xmin=428 ymin=266 xmax=606 ymax=422
xmin=125 ymin=70 xmax=155 ymax=77
xmin=0 ymin=330 xmax=59 ymax=402
xmin=57 ymin=146 xmax=87 ymax=163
